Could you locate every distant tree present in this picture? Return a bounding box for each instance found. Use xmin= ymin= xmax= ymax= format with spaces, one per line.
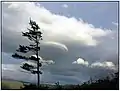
xmin=12 ymin=18 xmax=43 ymax=87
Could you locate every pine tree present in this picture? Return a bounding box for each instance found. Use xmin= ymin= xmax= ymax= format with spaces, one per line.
xmin=12 ymin=18 xmax=43 ymax=87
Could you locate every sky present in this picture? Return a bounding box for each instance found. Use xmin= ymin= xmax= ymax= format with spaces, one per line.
xmin=1 ymin=1 xmax=119 ymax=84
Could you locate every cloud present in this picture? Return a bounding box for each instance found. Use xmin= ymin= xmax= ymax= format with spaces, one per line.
xmin=28 ymin=55 xmax=55 ymax=66
xmin=22 ymin=60 xmax=55 ymax=67
xmin=91 ymin=61 xmax=116 ymax=70
xmin=2 ymin=2 xmax=118 ymax=84
xmin=2 ymin=64 xmax=36 ymax=82
xmin=42 ymin=41 xmax=68 ymax=52
xmin=2 ymin=60 xmax=117 ymax=84
xmin=112 ymin=22 xmax=118 ymax=26
xmin=62 ymin=4 xmax=68 ymax=8
xmin=2 ymin=2 xmax=112 ymax=48
xmin=2 ymin=64 xmax=60 ymax=84
xmin=24 ymin=55 xmax=55 ymax=66
xmin=72 ymin=57 xmax=89 ymax=66
xmin=30 ymin=55 xmax=43 ymax=60
xmin=2 ymin=64 xmax=20 ymax=71
xmin=72 ymin=57 xmax=116 ymax=70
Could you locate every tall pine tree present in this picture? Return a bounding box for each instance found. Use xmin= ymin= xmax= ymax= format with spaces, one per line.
xmin=12 ymin=18 xmax=43 ymax=87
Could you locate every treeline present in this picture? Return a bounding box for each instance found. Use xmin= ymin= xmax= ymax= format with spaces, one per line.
xmin=21 ymin=72 xmax=119 ymax=90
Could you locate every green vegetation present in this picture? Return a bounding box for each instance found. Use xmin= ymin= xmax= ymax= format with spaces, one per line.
xmin=1 ymin=80 xmax=24 ymax=90
xmin=2 ymin=72 xmax=118 ymax=90
xmin=79 ymin=72 xmax=119 ymax=90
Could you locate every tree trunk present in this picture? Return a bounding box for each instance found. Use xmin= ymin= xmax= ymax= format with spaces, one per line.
xmin=36 ymin=35 xmax=40 ymax=87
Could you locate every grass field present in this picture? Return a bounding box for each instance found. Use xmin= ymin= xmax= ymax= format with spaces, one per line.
xmin=1 ymin=80 xmax=24 ymax=89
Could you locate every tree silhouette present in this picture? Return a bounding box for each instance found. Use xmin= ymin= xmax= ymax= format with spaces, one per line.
xmin=12 ymin=18 xmax=43 ymax=87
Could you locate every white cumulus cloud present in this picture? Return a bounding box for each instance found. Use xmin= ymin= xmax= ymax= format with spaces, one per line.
xmin=72 ymin=57 xmax=89 ymax=66
xmin=90 ymin=61 xmax=116 ymax=70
